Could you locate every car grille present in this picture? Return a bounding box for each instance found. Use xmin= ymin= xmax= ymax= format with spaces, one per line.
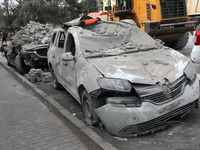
xmin=36 ymin=48 xmax=47 ymax=57
xmin=140 ymin=75 xmax=187 ymax=104
xmin=160 ymin=0 xmax=187 ymax=19
xmin=119 ymin=100 xmax=198 ymax=136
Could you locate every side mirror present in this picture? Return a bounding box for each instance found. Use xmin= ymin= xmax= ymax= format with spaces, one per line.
xmin=61 ymin=52 xmax=75 ymax=61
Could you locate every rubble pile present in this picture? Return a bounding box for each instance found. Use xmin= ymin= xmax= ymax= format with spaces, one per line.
xmin=25 ymin=68 xmax=52 ymax=84
xmin=11 ymin=21 xmax=55 ymax=45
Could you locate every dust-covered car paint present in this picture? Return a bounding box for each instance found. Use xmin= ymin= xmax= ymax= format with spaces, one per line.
xmin=48 ymin=17 xmax=199 ymax=137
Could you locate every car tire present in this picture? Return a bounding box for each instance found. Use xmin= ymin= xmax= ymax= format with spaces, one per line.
xmin=165 ymin=32 xmax=189 ymax=50
xmin=196 ymin=24 xmax=200 ymax=31
xmin=6 ymin=55 xmax=12 ymax=66
xmin=7 ymin=59 xmax=11 ymax=66
xmin=51 ymin=69 xmax=62 ymax=90
xmin=4 ymin=50 xmax=8 ymax=59
xmin=14 ymin=55 xmax=26 ymax=75
xmin=81 ymin=90 xmax=100 ymax=125
xmin=6 ymin=52 xmax=12 ymax=66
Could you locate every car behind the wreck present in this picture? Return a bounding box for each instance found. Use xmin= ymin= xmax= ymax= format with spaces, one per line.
xmin=47 ymin=16 xmax=199 ymax=137
xmin=4 ymin=44 xmax=48 ymax=75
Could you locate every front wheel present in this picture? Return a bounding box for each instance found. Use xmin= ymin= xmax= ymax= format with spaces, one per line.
xmin=196 ymin=24 xmax=200 ymax=31
xmin=81 ymin=90 xmax=100 ymax=125
xmin=14 ymin=55 xmax=26 ymax=75
xmin=165 ymin=32 xmax=189 ymax=50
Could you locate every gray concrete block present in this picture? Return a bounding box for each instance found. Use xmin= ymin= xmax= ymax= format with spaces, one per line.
xmin=42 ymin=75 xmax=52 ymax=83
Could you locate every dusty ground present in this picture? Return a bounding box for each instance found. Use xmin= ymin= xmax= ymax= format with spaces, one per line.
xmin=37 ymin=34 xmax=200 ymax=150
xmin=37 ymin=83 xmax=200 ymax=150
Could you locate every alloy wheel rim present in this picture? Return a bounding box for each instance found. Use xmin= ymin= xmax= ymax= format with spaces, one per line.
xmin=85 ymin=99 xmax=92 ymax=119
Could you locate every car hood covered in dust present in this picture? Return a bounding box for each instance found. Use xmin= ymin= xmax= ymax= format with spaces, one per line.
xmin=88 ymin=48 xmax=189 ymax=85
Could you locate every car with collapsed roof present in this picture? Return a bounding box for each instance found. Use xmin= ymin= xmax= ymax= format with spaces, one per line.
xmin=47 ymin=16 xmax=199 ymax=137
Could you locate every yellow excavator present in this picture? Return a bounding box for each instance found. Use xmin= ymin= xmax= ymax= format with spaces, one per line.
xmin=95 ymin=0 xmax=198 ymax=50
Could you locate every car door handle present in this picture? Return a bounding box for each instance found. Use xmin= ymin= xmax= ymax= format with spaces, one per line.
xmin=52 ymin=56 xmax=55 ymax=58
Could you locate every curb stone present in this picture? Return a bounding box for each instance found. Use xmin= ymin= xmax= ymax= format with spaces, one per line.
xmin=0 ymin=61 xmax=118 ymax=150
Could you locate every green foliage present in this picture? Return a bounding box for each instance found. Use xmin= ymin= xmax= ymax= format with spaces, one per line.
xmin=0 ymin=0 xmax=88 ymax=30
xmin=81 ymin=0 xmax=98 ymax=14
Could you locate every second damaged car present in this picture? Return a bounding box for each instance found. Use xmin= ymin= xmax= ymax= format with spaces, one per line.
xmin=48 ymin=16 xmax=199 ymax=137
xmin=4 ymin=44 xmax=48 ymax=75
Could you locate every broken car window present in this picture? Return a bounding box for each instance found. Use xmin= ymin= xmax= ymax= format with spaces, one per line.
xmin=58 ymin=32 xmax=66 ymax=48
xmin=51 ymin=32 xmax=57 ymax=44
xmin=66 ymin=34 xmax=76 ymax=56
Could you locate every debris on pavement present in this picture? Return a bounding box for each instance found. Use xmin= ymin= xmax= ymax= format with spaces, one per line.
xmin=113 ymin=137 xmax=128 ymax=142
xmin=25 ymin=68 xmax=52 ymax=84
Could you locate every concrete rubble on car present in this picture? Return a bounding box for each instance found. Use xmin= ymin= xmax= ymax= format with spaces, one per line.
xmin=11 ymin=21 xmax=56 ymax=46
xmin=4 ymin=21 xmax=57 ymax=83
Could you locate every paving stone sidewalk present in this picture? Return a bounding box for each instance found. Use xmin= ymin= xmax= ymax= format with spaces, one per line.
xmin=0 ymin=66 xmax=89 ymax=150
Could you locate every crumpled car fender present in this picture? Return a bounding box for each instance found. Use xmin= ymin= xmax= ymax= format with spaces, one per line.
xmin=75 ymin=57 xmax=103 ymax=96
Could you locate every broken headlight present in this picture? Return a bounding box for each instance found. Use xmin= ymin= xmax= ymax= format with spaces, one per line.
xmin=184 ymin=61 xmax=196 ymax=85
xmin=97 ymin=77 xmax=132 ymax=92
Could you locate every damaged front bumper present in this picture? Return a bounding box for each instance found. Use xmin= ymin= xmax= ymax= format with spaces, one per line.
xmin=95 ymin=78 xmax=199 ymax=137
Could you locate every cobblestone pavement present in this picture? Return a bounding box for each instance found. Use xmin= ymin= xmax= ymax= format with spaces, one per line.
xmin=0 ymin=66 xmax=90 ymax=150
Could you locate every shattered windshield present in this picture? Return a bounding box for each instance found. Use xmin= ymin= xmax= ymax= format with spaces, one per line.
xmin=80 ymin=21 xmax=161 ymax=57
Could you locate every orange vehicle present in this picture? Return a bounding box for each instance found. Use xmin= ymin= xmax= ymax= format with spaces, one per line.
xmin=92 ymin=0 xmax=198 ymax=49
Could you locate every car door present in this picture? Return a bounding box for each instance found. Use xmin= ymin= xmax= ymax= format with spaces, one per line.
xmin=48 ymin=31 xmax=58 ymax=69
xmin=51 ymin=31 xmax=66 ymax=81
xmin=61 ymin=33 xmax=78 ymax=100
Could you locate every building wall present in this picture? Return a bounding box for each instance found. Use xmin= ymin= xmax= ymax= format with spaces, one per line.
xmin=103 ymin=0 xmax=116 ymax=11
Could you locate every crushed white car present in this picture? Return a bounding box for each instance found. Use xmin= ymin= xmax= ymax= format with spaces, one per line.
xmin=48 ymin=16 xmax=199 ymax=137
